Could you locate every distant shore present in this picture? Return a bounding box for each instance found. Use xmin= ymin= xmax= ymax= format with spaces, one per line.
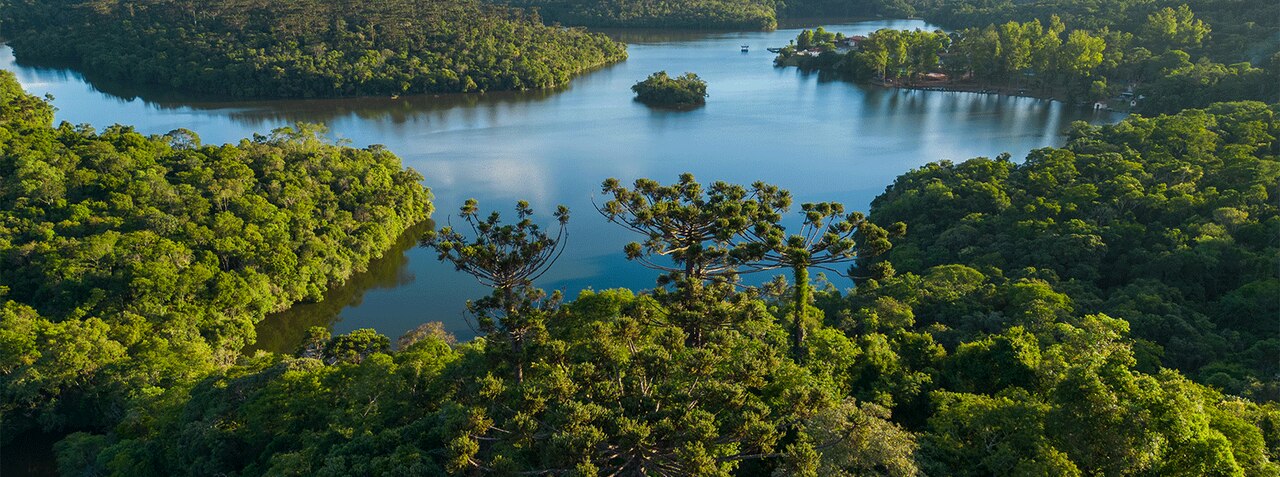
xmin=778 ymin=52 xmax=1132 ymax=112
xmin=869 ymin=78 xmax=1137 ymax=112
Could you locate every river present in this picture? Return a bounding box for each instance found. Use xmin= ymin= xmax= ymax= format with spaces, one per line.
xmin=2 ymin=19 xmax=1125 ymax=353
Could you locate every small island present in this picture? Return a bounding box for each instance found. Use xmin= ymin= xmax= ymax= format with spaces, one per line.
xmin=631 ymin=71 xmax=709 ymax=108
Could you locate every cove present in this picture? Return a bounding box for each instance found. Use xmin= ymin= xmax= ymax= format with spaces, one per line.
xmin=2 ymin=19 xmax=1126 ymax=351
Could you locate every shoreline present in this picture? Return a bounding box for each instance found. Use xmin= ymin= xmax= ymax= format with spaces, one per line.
xmin=867 ymin=79 xmax=1135 ymax=112
xmin=777 ymin=53 xmax=1133 ymax=112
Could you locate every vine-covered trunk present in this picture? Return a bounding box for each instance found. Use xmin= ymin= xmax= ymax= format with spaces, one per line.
xmin=792 ymin=265 xmax=810 ymax=357
xmin=504 ymin=286 xmax=524 ymax=384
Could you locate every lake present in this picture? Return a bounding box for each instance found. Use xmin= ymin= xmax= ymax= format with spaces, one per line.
xmin=3 ymin=19 xmax=1125 ymax=352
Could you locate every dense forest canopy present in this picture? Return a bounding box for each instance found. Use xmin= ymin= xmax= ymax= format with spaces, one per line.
xmin=911 ymin=0 xmax=1279 ymax=65
xmin=0 ymin=0 xmax=1278 ymax=472
xmin=868 ymin=100 xmax=1280 ymax=401
xmin=498 ymin=0 xmax=781 ymax=29
xmin=20 ymin=100 xmax=1278 ymax=475
xmin=914 ymin=0 xmax=1280 ymax=111
xmin=0 ymin=71 xmax=433 ymax=442
xmin=0 ymin=0 xmax=627 ymax=98
xmin=777 ymin=2 xmax=1279 ymax=113
xmin=490 ymin=0 xmax=915 ymax=29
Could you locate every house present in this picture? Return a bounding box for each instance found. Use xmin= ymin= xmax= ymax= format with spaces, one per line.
xmin=836 ymin=35 xmax=867 ymax=50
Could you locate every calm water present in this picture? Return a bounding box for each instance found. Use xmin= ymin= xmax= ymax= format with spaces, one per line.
xmin=4 ymin=20 xmax=1124 ymax=351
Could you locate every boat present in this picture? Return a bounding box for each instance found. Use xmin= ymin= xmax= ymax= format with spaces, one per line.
xmin=741 ymin=45 xmax=749 ymax=52
xmin=766 ymin=47 xmax=783 ymax=53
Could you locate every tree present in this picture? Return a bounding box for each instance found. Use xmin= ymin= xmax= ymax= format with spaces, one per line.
xmin=811 ymin=26 xmax=837 ymax=50
xmin=797 ymin=28 xmax=815 ymax=49
xmin=1058 ymin=29 xmax=1107 ymax=88
xmin=598 ymin=174 xmax=784 ymax=287
xmin=1142 ymin=5 xmax=1210 ymax=51
xmin=597 ymin=173 xmax=788 ymax=343
xmin=860 ymin=30 xmax=898 ymax=80
xmin=956 ymin=26 xmax=1003 ymax=84
xmin=803 ymin=400 xmax=921 ymax=476
xmin=748 ymin=198 xmax=902 ymax=355
xmin=1031 ymin=17 xmax=1066 ymax=89
xmin=998 ymin=21 xmax=1033 ymax=77
xmin=422 ymin=199 xmax=569 ymax=382
xmin=323 ymin=328 xmax=392 ymax=364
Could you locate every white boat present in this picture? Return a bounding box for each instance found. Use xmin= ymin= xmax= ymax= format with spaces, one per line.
xmin=741 ymin=45 xmax=749 ymax=52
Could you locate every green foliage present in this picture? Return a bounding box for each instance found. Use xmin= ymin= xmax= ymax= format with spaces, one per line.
xmin=856 ymin=29 xmax=952 ymax=82
xmin=778 ymin=4 xmax=1279 ymax=110
xmin=914 ymin=0 xmax=1277 ymax=65
xmin=797 ymin=27 xmax=838 ymax=51
xmin=599 ymin=173 xmax=779 ymax=283
xmin=1 ymin=8 xmax=1277 ymax=465
xmin=869 ymin=102 xmax=1280 ymax=399
xmin=747 ymin=196 xmax=904 ymax=354
xmin=1141 ymin=60 xmax=1277 ymax=114
xmin=322 ymin=328 xmax=393 ymax=364
xmin=0 ymin=72 xmax=432 ymax=440
xmin=630 ymin=71 xmax=709 ymax=107
xmin=1 ymin=0 xmax=627 ymax=98
xmin=779 ymin=0 xmax=914 ymax=18
xmin=1143 ymin=5 xmax=1212 ymax=50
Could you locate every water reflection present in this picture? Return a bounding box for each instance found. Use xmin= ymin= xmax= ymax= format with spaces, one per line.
xmin=250 ymin=220 xmax=433 ymax=353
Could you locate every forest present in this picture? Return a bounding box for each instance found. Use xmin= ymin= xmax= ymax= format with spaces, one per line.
xmin=0 ymin=0 xmax=627 ymax=98
xmin=777 ymin=3 xmax=1279 ymax=114
xmin=870 ymin=100 xmax=1280 ymax=402
xmin=0 ymin=0 xmax=1277 ymax=473
xmin=495 ymin=0 xmax=779 ymax=29
xmin=0 ymin=71 xmax=433 ymax=445
xmin=911 ymin=0 xmax=1279 ymax=65
xmin=2 ymin=46 xmax=1271 ymax=470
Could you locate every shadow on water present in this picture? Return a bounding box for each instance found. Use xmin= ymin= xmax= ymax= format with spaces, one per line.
xmin=599 ymin=28 xmax=746 ymax=44
xmin=8 ymin=48 xmax=575 ymax=128
xmin=248 ymin=220 xmax=434 ymax=354
xmin=595 ymin=17 xmax=869 ymax=44
xmin=637 ymin=100 xmax=707 ymax=112
xmin=207 ymin=88 xmax=569 ymax=130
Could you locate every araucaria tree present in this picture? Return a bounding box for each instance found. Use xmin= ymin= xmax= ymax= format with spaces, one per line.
xmin=598 ymin=173 xmax=789 ymax=343
xmin=748 ymin=199 xmax=905 ymax=355
xmin=422 ymin=199 xmax=568 ymax=382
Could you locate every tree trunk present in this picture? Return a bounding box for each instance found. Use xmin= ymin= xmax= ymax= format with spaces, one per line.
xmin=504 ymin=286 xmax=524 ymax=384
xmin=792 ymin=265 xmax=810 ymax=358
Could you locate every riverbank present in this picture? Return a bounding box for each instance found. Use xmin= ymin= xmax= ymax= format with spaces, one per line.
xmin=775 ymin=50 xmax=1129 ymax=111
xmin=869 ymin=77 xmax=1140 ymax=112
